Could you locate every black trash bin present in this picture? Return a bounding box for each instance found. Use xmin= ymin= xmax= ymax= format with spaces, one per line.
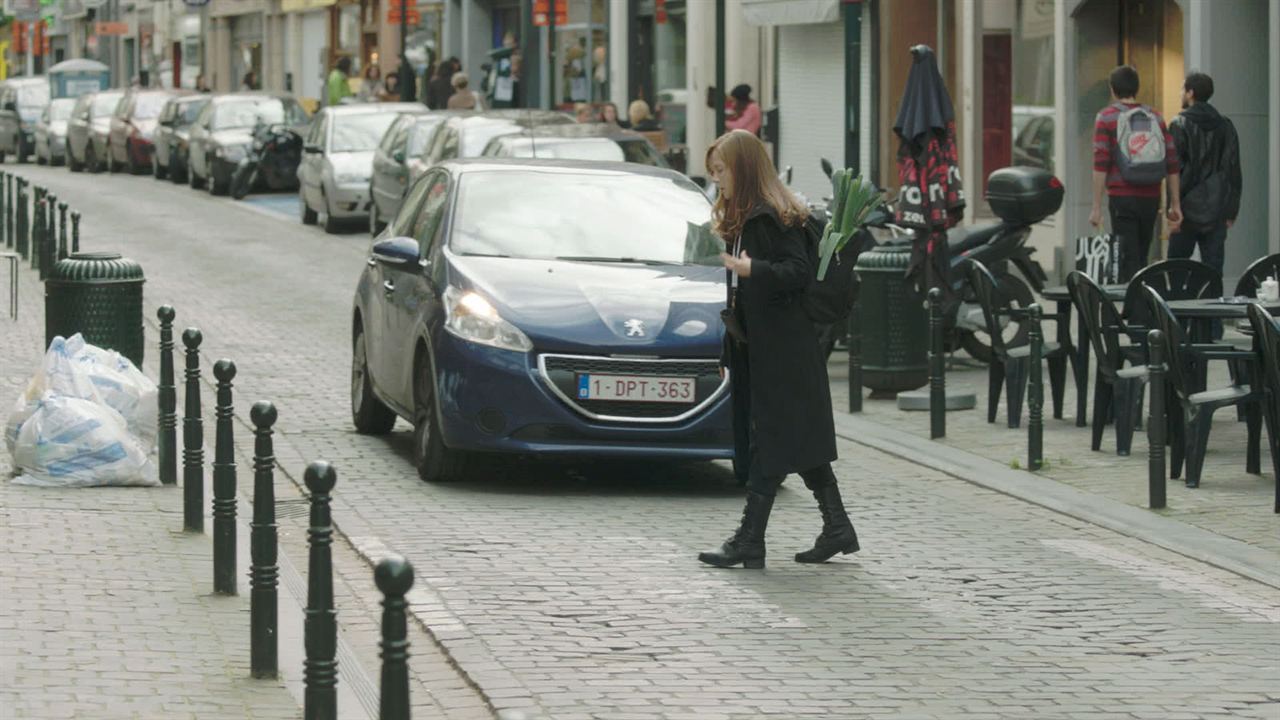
xmin=45 ymin=252 xmax=145 ymax=368
xmin=854 ymin=239 xmax=928 ymax=394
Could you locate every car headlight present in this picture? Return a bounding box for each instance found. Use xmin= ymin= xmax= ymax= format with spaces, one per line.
xmin=335 ymin=172 xmax=368 ymax=186
xmin=443 ymin=286 xmax=533 ymax=353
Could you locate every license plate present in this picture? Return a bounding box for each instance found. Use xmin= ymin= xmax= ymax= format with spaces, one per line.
xmin=577 ymin=374 xmax=696 ymax=403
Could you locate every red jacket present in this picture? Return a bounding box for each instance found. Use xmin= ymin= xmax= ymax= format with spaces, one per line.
xmin=1092 ymin=102 xmax=1179 ymax=198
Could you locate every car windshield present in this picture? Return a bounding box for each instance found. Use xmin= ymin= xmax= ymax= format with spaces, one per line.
xmin=49 ymin=100 xmax=74 ymax=122
xmin=92 ymin=94 xmax=122 ymax=116
xmin=451 ymin=171 xmax=718 ymax=265
xmin=132 ymin=94 xmax=169 ymax=119
xmin=18 ymin=84 xmax=49 ymax=108
xmin=462 ymin=123 xmax=522 ymax=158
xmin=331 ymin=112 xmax=399 ymax=153
xmin=180 ymin=100 xmax=209 ymax=124
xmin=407 ymin=119 xmax=444 ymax=156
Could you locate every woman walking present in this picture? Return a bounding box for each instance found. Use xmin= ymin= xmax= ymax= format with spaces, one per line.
xmin=699 ymin=129 xmax=860 ymax=569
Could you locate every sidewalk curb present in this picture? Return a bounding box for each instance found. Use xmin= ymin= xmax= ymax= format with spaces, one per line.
xmin=833 ymin=413 xmax=1280 ymax=590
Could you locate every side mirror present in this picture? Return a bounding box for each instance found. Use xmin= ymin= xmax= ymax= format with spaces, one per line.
xmin=3 ymin=102 xmax=16 ymax=113
xmin=371 ymin=236 xmax=419 ymax=265
xmin=392 ymin=149 xmax=405 ymax=164
xmin=303 ymin=143 xmax=322 ymax=154
xmin=820 ymin=158 xmax=833 ymax=178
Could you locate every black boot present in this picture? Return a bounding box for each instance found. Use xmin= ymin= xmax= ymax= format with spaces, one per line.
xmin=698 ymin=491 xmax=774 ymax=569
xmin=795 ymin=479 xmax=860 ymax=563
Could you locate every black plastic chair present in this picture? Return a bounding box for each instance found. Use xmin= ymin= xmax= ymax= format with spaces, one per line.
xmin=1232 ymin=254 xmax=1280 ymax=335
xmin=1142 ymin=285 xmax=1262 ymax=487
xmin=1125 ymin=258 xmax=1223 ymax=337
xmin=1067 ymin=271 xmax=1147 ymax=455
xmin=1245 ymin=303 xmax=1280 ymax=513
xmin=968 ymin=259 xmax=1068 ymax=428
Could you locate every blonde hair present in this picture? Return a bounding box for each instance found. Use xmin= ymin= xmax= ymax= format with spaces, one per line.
xmin=451 ymin=71 xmax=469 ymax=89
xmin=627 ymin=99 xmax=652 ymax=127
xmin=706 ymin=129 xmax=808 ymax=241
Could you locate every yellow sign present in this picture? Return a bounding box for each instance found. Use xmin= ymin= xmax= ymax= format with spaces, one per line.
xmin=0 ymin=41 xmax=8 ymax=81
xmin=281 ymin=0 xmax=336 ymax=12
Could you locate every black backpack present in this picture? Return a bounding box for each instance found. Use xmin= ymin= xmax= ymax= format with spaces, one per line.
xmin=800 ymin=213 xmax=871 ymax=325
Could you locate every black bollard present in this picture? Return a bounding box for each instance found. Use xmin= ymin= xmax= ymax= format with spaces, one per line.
xmin=1147 ymin=330 xmax=1167 ymax=509
xmin=15 ymin=180 xmax=27 ymax=260
xmin=182 ymin=328 xmax=205 ymax=533
xmin=250 ymin=401 xmax=279 ymax=679
xmin=41 ymin=193 xmax=56 ymax=277
xmin=212 ymin=359 xmax=238 ymax=595
xmin=928 ymin=288 xmax=946 ymax=439
xmin=157 ymin=306 xmax=178 ymax=486
xmin=375 ymin=556 xmax=415 ymax=720
xmin=304 ymin=461 xmax=339 ymax=720
xmin=0 ymin=172 xmax=7 ymax=248
xmin=1027 ymin=304 xmax=1044 ymax=471
xmin=31 ymin=191 xmax=43 ymax=273
xmin=70 ymin=211 xmax=80 ymax=254
xmin=847 ymin=304 xmax=863 ymax=413
xmin=57 ymin=202 xmax=68 ymax=260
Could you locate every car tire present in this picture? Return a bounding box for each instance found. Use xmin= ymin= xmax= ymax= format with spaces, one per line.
xmin=68 ymin=152 xmax=83 ymax=173
xmin=413 ymin=352 xmax=470 ymax=483
xmin=0 ymin=150 xmax=6 ymax=163
xmin=105 ymin=144 xmax=118 ymax=173
xmin=300 ymin=190 xmax=318 ymax=225
xmin=369 ymin=201 xmax=382 ymax=237
xmin=189 ymin=162 xmax=205 ymax=189
xmin=15 ymin=140 xmax=26 ymax=164
xmin=171 ymin=159 xmax=186 ymax=184
xmin=153 ymin=155 xmax=167 ymax=180
xmin=351 ymin=323 xmax=397 ymax=435
xmin=209 ymin=170 xmax=226 ymax=196
xmin=36 ymin=150 xmax=46 ymax=166
xmin=322 ymin=192 xmax=342 ymax=234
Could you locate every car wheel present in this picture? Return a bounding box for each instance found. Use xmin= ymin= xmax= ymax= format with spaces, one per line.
xmin=209 ymin=169 xmax=226 ymax=196
xmin=15 ymin=140 xmax=26 ymax=164
xmin=171 ymin=160 xmax=186 ymax=184
xmin=351 ymin=323 xmax=397 ymax=435
xmin=322 ymin=192 xmax=342 ymax=234
xmin=127 ymin=144 xmax=142 ymax=174
xmin=105 ymin=144 xmax=118 ymax=173
xmin=300 ymin=190 xmax=318 ymax=225
xmin=413 ymin=352 xmax=470 ymax=482
xmin=68 ymin=151 xmax=82 ymax=172
xmin=36 ymin=149 xmax=46 ymax=166
xmin=153 ymin=155 xmax=167 ymax=179
xmin=0 ymin=150 xmax=6 ymax=163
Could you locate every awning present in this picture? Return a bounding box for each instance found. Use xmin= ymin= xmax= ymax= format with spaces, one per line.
xmin=741 ymin=0 xmax=840 ymax=26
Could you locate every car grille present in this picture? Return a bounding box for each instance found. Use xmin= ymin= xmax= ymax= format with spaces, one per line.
xmin=537 ymin=354 xmax=727 ymax=423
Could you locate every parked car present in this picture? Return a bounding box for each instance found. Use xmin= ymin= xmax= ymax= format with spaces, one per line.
xmin=0 ymin=76 xmax=50 ymax=163
xmin=108 ymin=88 xmax=185 ymax=174
xmin=482 ymin=123 xmax=668 ymax=167
xmin=153 ymin=94 xmax=210 ymax=182
xmin=187 ymin=92 xmax=309 ymax=195
xmin=35 ymin=98 xmax=77 ymax=166
xmin=66 ymin=90 xmax=125 ymax=173
xmin=368 ymin=111 xmax=462 ymax=235
xmin=421 ymin=110 xmax=574 ymax=166
xmin=1012 ymin=110 xmax=1054 ymax=173
xmin=297 ymin=103 xmax=426 ymax=233
xmin=350 ymin=158 xmax=731 ymax=481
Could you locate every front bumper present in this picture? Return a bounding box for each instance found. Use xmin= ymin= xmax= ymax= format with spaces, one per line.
xmin=432 ymin=332 xmax=734 ymax=460
xmin=327 ymin=181 xmax=372 ymax=219
xmin=210 ymin=156 xmax=240 ymax=185
xmin=46 ymin=136 xmax=66 ymax=159
xmin=127 ymin=138 xmax=154 ymax=165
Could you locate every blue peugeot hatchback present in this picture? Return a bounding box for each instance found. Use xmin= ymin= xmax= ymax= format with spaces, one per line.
xmin=351 ymin=159 xmax=733 ymax=481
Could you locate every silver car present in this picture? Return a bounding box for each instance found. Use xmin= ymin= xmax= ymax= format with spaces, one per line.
xmin=297 ymin=103 xmax=425 ymax=234
xmin=35 ymin=98 xmax=76 ymax=166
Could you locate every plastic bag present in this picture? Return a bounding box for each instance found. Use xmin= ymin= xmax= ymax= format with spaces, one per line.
xmin=12 ymin=393 xmax=157 ymax=487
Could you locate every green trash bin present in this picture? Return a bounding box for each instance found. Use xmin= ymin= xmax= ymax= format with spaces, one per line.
xmin=854 ymin=239 xmax=927 ymax=394
xmin=45 ymin=252 xmax=145 ymax=368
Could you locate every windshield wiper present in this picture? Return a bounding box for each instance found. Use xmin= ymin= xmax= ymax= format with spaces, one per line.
xmin=553 ymin=256 xmax=670 ymax=266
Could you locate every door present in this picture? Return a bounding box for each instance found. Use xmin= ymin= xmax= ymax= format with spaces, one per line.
xmin=300 ymin=113 xmax=328 ymax=207
xmin=370 ymin=116 xmax=407 ymax=218
xmin=68 ymin=99 xmax=90 ymax=161
xmin=189 ymin=106 xmax=212 ymax=178
xmin=385 ymin=170 xmax=452 ymax=403
xmin=0 ymin=88 xmax=17 ymax=153
xmin=982 ymin=34 xmax=1012 ymax=177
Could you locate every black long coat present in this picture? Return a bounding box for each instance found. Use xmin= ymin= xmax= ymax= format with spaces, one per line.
xmin=723 ymin=206 xmax=838 ymax=482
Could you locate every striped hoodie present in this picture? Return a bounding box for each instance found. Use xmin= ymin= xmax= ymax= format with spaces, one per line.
xmin=1093 ymin=102 xmax=1180 ymax=198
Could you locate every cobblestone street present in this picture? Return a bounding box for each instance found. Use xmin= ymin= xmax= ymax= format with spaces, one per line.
xmin=2 ymin=165 xmax=1278 ymax=719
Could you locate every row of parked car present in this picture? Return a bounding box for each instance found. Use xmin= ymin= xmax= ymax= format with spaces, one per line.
xmin=1 ymin=75 xmax=668 ymax=239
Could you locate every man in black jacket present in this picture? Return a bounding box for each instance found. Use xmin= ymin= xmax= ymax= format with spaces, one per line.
xmin=1168 ymin=72 xmax=1241 ymax=304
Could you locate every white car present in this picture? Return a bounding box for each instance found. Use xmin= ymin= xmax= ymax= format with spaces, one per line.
xmin=297 ymin=103 xmax=426 ymax=233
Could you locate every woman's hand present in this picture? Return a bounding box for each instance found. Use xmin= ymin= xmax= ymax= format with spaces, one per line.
xmin=720 ymin=249 xmax=752 ymax=278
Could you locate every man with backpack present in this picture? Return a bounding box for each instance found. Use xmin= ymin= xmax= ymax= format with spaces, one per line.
xmin=1168 ymin=73 xmax=1241 ymax=282
xmin=1089 ymin=65 xmax=1182 ymax=281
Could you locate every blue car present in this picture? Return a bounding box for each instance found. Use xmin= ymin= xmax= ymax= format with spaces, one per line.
xmin=351 ymin=158 xmax=733 ymax=481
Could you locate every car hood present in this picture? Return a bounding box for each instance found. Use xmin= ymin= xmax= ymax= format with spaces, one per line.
xmin=49 ymin=121 xmax=68 ymax=135
xmin=91 ymin=118 xmax=111 ymax=134
xmin=134 ymin=118 xmax=158 ymax=136
xmin=328 ymin=151 xmax=376 ymax=178
xmin=211 ymin=128 xmax=253 ymax=147
xmin=448 ymin=256 xmax=726 ymax=355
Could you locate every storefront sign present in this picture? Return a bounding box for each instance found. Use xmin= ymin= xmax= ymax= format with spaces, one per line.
xmin=94 ymin=21 xmax=129 ymax=36
xmin=656 ymin=0 xmax=666 ymax=24
xmin=281 ymin=0 xmax=334 ymax=11
xmin=387 ymin=6 xmax=420 ymax=24
xmin=533 ymin=0 xmax=567 ymax=27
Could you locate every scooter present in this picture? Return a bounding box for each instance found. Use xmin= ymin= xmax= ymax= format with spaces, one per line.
xmin=230 ymin=122 xmax=304 ymax=200
xmin=818 ymin=158 xmax=1059 ymax=363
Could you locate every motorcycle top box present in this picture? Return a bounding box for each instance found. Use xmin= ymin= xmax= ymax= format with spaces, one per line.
xmin=985 ymin=166 xmax=1063 ymax=225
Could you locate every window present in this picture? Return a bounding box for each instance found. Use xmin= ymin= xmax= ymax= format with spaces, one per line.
xmin=390 ymin=171 xmax=437 ymax=238
xmin=330 ymin=112 xmax=400 ymax=153
xmin=379 ymin=115 xmax=408 ymax=153
xmin=410 ymin=174 xmax=451 ymax=253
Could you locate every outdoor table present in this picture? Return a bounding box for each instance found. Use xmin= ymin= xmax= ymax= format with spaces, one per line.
xmin=1039 ymin=283 xmax=1127 ymax=427
xmin=1166 ymin=298 xmax=1280 ymax=393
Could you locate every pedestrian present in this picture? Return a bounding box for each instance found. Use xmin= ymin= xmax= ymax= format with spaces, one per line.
xmin=725 ymin=84 xmax=762 ymax=136
xmin=426 ymin=62 xmax=456 ymax=110
xmin=379 ymin=71 xmax=402 ymax=102
xmin=358 ymin=64 xmax=383 ymax=102
xmin=1089 ymin=65 xmax=1182 ymax=281
xmin=698 ymin=129 xmax=859 ymax=570
xmin=446 ymin=72 xmax=481 ymax=110
xmin=195 ymin=73 xmax=212 ymax=93
xmin=627 ymin=99 xmax=660 ymax=132
xmin=600 ymin=102 xmax=627 ymax=128
xmin=574 ymin=102 xmax=597 ymax=124
xmin=327 ymin=56 xmax=354 ymax=107
xmin=240 ymin=70 xmax=258 ymax=92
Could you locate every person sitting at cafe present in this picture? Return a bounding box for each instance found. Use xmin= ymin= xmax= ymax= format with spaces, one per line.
xmin=628 ymin=100 xmax=661 ymax=132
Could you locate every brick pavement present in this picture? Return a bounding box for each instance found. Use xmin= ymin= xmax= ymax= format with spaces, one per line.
xmin=6 ymin=165 xmax=1280 ymax=719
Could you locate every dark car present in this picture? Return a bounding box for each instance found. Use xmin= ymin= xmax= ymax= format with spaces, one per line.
xmin=108 ymin=88 xmax=186 ymax=174
xmin=350 ymin=159 xmax=731 ymax=481
xmin=422 ymin=110 xmax=574 ymax=166
xmin=35 ymin=98 xmax=76 ymax=166
xmin=153 ymin=94 xmax=210 ymax=182
xmin=482 ymin=123 xmax=668 ymax=167
xmin=0 ymin=77 xmax=50 ymax=163
xmin=187 ymin=92 xmax=308 ymax=195
xmin=66 ymin=90 xmax=125 ymax=173
xmin=368 ymin=111 xmax=462 ymax=235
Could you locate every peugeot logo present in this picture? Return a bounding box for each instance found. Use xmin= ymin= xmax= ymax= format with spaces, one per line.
xmin=623 ymin=319 xmax=646 ymax=338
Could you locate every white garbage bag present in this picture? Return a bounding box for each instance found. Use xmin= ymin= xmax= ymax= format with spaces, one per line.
xmin=11 ymin=393 xmax=157 ymax=487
